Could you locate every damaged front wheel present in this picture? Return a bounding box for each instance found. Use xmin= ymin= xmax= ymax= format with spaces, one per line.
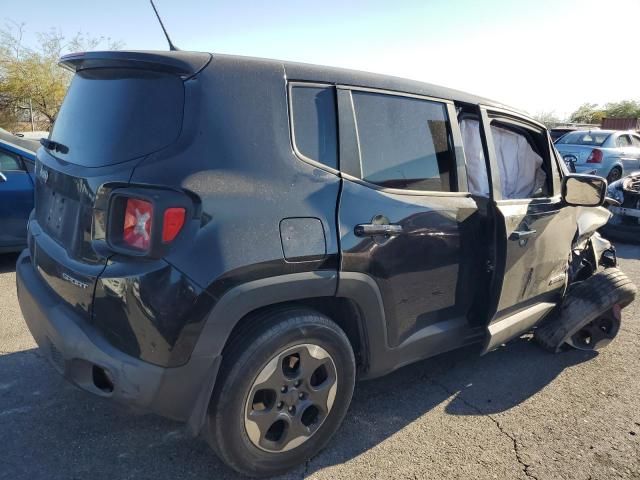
xmin=565 ymin=308 xmax=621 ymax=351
xmin=534 ymin=268 xmax=636 ymax=353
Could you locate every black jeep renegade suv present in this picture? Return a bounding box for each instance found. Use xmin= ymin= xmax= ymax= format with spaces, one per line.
xmin=17 ymin=50 xmax=636 ymax=477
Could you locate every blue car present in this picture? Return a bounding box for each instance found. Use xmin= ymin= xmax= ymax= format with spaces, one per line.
xmin=0 ymin=129 xmax=39 ymax=253
xmin=555 ymin=130 xmax=640 ymax=183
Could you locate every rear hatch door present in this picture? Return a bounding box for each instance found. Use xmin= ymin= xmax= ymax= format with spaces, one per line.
xmin=31 ymin=51 xmax=209 ymax=319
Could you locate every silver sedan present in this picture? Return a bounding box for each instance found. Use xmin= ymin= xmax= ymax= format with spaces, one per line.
xmin=555 ymin=130 xmax=640 ymax=183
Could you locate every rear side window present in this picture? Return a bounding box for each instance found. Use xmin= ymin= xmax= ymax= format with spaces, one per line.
xmin=351 ymin=91 xmax=455 ymax=192
xmin=616 ymin=135 xmax=632 ymax=148
xmin=50 ymin=69 xmax=184 ymax=167
xmin=290 ymin=85 xmax=338 ymax=170
xmin=0 ymin=149 xmax=22 ymax=171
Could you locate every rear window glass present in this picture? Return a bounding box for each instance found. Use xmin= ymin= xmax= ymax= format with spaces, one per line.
xmin=290 ymin=85 xmax=338 ymax=170
xmin=50 ymin=69 xmax=184 ymax=166
xmin=556 ymin=131 xmax=610 ymax=146
xmin=352 ymin=91 xmax=455 ymax=192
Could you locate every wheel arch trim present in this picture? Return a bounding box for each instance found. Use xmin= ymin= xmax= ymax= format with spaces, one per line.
xmin=187 ymin=270 xmax=339 ymax=435
xmin=192 ymin=270 xmax=339 ymax=358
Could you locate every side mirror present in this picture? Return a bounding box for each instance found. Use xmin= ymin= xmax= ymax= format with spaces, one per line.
xmin=562 ymin=174 xmax=607 ymax=207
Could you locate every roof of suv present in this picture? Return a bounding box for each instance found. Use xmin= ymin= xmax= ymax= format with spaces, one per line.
xmin=274 ymin=56 xmax=517 ymax=112
xmin=59 ymin=50 xmax=532 ymax=123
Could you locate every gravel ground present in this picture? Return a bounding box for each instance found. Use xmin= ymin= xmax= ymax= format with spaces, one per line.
xmin=1 ymin=244 xmax=639 ymax=480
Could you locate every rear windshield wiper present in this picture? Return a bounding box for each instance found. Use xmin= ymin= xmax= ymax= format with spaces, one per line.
xmin=40 ymin=138 xmax=69 ymax=154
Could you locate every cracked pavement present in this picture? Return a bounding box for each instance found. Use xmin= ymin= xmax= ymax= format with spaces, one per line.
xmin=1 ymin=243 xmax=639 ymax=479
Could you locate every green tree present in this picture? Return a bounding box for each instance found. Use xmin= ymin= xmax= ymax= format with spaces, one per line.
xmin=569 ymin=103 xmax=605 ymax=124
xmin=0 ymin=21 xmax=122 ymax=131
xmin=533 ymin=111 xmax=563 ymax=128
xmin=603 ymin=100 xmax=640 ymax=119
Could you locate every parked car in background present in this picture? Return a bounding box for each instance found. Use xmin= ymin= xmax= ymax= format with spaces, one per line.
xmin=555 ymin=130 xmax=640 ymax=183
xmin=14 ymin=131 xmax=50 ymax=142
xmin=550 ymin=126 xmax=579 ymax=142
xmin=601 ymin=171 xmax=640 ymax=244
xmin=0 ymin=128 xmax=37 ymax=253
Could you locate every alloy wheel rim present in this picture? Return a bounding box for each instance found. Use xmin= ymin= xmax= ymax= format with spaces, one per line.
xmin=566 ymin=313 xmax=620 ymax=351
xmin=609 ymin=169 xmax=622 ymax=182
xmin=244 ymin=344 xmax=338 ymax=452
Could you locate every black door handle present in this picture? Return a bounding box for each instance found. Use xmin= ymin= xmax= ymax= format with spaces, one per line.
xmin=509 ymin=229 xmax=537 ymax=241
xmin=355 ymin=223 xmax=403 ymax=237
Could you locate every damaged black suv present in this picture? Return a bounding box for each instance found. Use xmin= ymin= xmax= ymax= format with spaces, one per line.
xmin=17 ymin=50 xmax=637 ymax=477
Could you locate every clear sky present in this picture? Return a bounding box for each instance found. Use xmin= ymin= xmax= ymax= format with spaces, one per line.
xmin=4 ymin=0 xmax=639 ymax=119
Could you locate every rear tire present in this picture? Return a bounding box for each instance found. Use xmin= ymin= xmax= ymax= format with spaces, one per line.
xmin=206 ymin=307 xmax=356 ymax=478
xmin=607 ymin=167 xmax=623 ymax=183
xmin=534 ymin=268 xmax=636 ymax=353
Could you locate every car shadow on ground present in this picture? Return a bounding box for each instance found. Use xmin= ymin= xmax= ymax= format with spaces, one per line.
xmin=0 ymin=252 xmax=18 ymax=274
xmin=0 ymin=336 xmax=596 ymax=479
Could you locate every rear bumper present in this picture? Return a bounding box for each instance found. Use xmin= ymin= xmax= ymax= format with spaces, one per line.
xmin=574 ymin=165 xmax=600 ymax=176
xmin=16 ymin=249 xmax=220 ymax=431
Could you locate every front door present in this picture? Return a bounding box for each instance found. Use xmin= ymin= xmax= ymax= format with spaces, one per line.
xmin=479 ymin=108 xmax=575 ymax=352
xmin=337 ymin=87 xmax=488 ymax=349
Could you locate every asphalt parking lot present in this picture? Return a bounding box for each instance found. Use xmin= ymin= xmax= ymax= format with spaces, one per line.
xmin=1 ymin=245 xmax=639 ymax=480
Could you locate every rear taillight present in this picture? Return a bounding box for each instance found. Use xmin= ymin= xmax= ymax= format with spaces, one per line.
xmin=123 ymin=198 xmax=153 ymax=251
xmin=108 ymin=190 xmax=191 ymax=256
xmin=162 ymin=207 xmax=186 ymax=243
xmin=586 ymin=149 xmax=603 ymax=164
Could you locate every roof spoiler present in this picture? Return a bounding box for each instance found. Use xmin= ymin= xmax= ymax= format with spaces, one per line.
xmin=59 ymin=50 xmax=212 ymax=78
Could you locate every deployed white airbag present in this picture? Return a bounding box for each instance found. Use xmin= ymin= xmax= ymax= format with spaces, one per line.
xmin=460 ymin=119 xmax=546 ymax=199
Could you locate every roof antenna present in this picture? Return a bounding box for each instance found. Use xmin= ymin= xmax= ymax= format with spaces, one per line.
xmin=149 ymin=0 xmax=179 ymax=51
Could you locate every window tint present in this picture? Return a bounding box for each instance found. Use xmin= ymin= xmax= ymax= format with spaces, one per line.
xmin=616 ymin=135 xmax=632 ymax=148
xmin=290 ymin=86 xmax=338 ymax=170
xmin=0 ymin=149 xmax=22 ymax=171
xmin=352 ymin=91 xmax=455 ymax=192
xmin=50 ymin=69 xmax=184 ymax=167
xmin=459 ymin=118 xmax=490 ymax=196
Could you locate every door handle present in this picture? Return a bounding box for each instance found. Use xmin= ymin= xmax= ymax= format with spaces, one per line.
xmin=354 ymin=223 xmax=403 ymax=237
xmin=509 ymin=229 xmax=537 ymax=241
xmin=0 ymin=172 xmax=6 ymax=182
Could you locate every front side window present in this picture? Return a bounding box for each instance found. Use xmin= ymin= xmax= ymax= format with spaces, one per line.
xmin=632 ymin=135 xmax=640 ymax=148
xmin=489 ymin=121 xmax=549 ymax=199
xmin=351 ymin=91 xmax=455 ymax=192
xmin=290 ymin=85 xmax=338 ymax=170
xmin=0 ymin=149 xmax=22 ymax=171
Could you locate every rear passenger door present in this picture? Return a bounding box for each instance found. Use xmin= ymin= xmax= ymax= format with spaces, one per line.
xmin=337 ymin=87 xmax=487 ymax=350
xmin=479 ymin=107 xmax=575 ymax=352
